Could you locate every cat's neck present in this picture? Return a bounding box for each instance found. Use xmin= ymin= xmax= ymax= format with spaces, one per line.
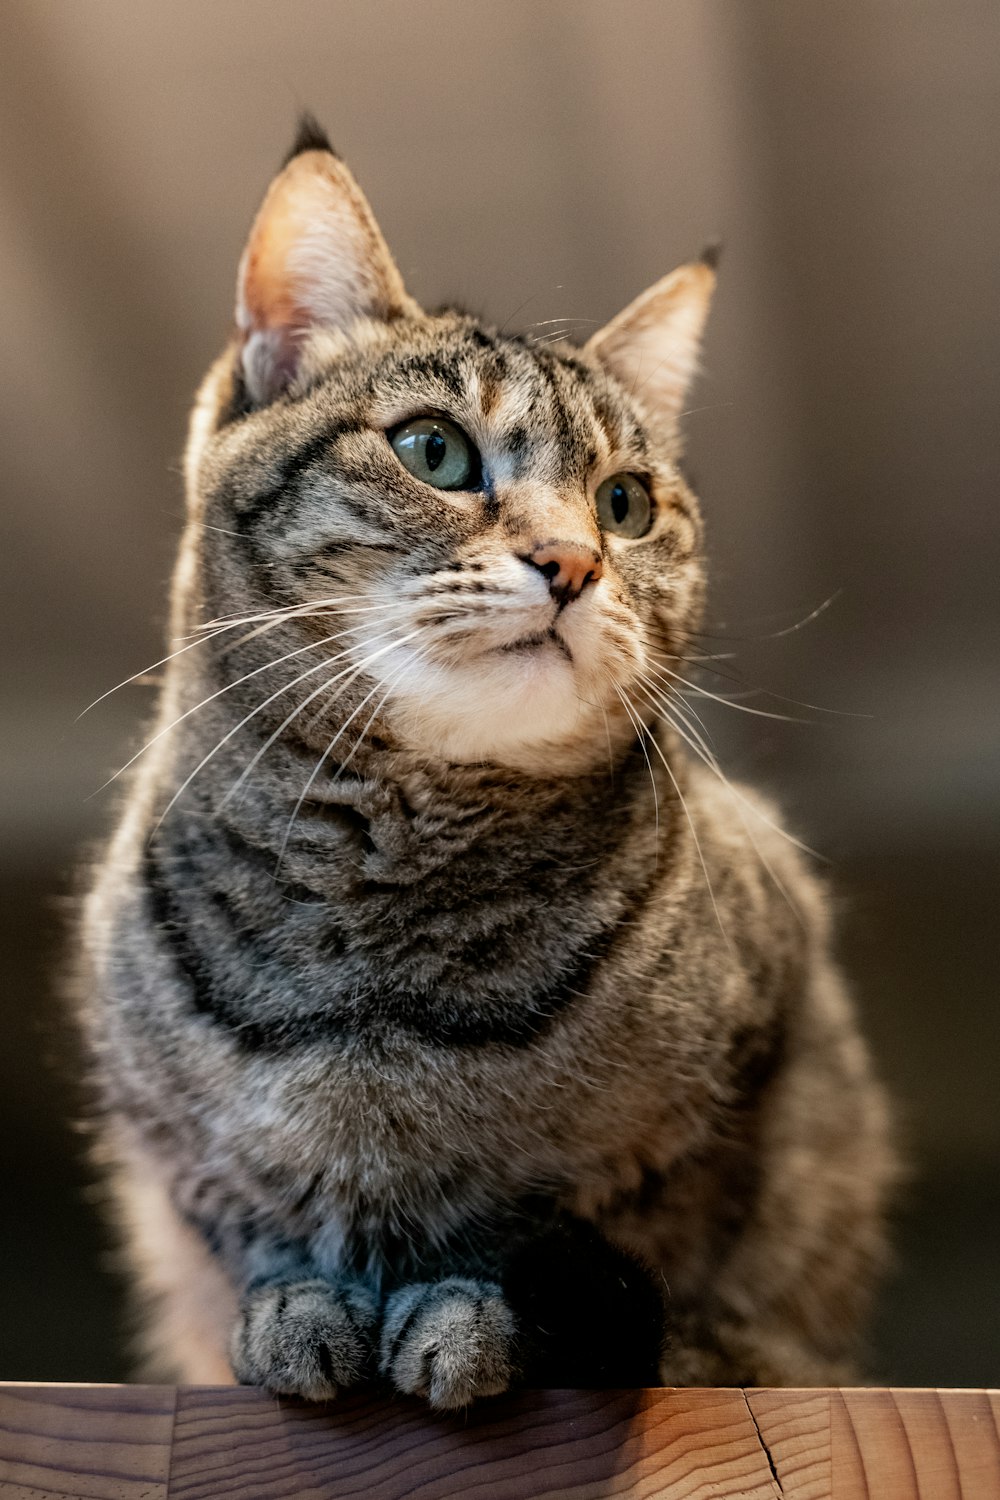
xmin=150 ymin=600 xmax=680 ymax=896
xmin=156 ymin=699 xmax=673 ymax=905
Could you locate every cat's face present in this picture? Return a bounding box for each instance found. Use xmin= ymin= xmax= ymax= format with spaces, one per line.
xmin=187 ymin=127 xmax=714 ymax=775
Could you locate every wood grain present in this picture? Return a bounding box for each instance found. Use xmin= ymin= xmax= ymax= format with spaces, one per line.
xmin=0 ymin=1386 xmax=996 ymax=1500
xmin=747 ymin=1388 xmax=830 ymax=1498
xmin=0 ymin=1384 xmax=176 ymax=1500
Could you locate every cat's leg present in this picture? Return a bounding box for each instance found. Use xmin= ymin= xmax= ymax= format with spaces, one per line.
xmin=232 ymin=1276 xmax=379 ymax=1400
xmin=621 ymin=961 xmax=893 ymax=1388
xmin=502 ymin=1212 xmax=666 ymax=1387
xmin=379 ymin=1210 xmax=665 ymax=1408
xmin=110 ymin=1136 xmax=378 ymax=1397
xmin=379 ymin=1278 xmax=516 ymax=1410
xmin=113 ymin=1146 xmax=239 ymax=1383
xmin=699 ymin=965 xmax=893 ymax=1387
xmin=199 ymin=1214 xmax=379 ymax=1400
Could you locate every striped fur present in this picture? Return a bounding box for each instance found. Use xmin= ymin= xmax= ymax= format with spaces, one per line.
xmin=77 ymin=131 xmax=894 ymax=1403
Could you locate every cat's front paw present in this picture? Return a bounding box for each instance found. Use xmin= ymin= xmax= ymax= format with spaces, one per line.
xmin=231 ymin=1278 xmax=378 ymax=1401
xmin=380 ymin=1278 xmax=516 ymax=1410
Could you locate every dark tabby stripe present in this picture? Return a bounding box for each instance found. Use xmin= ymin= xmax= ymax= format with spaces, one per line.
xmin=229 ymin=420 xmax=365 ymax=529
xmin=141 ymin=841 xmax=621 ymax=1051
xmin=385 ymin=1299 xmax=428 ymax=1369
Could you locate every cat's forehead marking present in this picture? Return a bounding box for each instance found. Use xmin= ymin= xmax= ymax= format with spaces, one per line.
xmin=384 ymin=319 xmax=645 ymax=486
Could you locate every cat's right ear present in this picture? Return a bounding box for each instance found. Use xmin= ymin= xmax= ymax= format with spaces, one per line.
xmin=235 ymin=118 xmax=418 ymax=406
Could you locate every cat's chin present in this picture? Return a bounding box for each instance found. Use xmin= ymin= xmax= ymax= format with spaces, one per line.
xmin=492 ymin=630 xmax=574 ymax=664
xmin=381 ymin=648 xmax=625 ymax=774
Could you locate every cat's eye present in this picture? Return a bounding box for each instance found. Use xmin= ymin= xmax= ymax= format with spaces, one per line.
xmin=595 ymin=473 xmax=653 ymax=539
xmin=389 ymin=417 xmax=481 ymax=491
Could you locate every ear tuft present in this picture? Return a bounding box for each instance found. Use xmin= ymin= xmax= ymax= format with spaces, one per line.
xmin=283 ymin=111 xmax=336 ymax=168
xmin=699 ymin=240 xmax=723 ymax=271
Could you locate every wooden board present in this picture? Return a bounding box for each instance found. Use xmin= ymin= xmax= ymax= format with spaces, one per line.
xmin=0 ymin=1385 xmax=997 ymax=1499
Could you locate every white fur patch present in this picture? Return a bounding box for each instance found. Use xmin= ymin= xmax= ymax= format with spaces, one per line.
xmin=357 ymin=559 xmax=643 ymax=772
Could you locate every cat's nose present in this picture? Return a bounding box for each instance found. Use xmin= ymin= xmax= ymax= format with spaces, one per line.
xmin=522 ymin=541 xmax=603 ymax=605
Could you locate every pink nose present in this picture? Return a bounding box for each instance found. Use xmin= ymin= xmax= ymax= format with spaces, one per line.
xmin=523 ymin=541 xmax=603 ymax=604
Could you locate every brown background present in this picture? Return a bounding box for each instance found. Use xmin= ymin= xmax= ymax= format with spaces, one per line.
xmin=1 ymin=0 xmax=997 ymax=1383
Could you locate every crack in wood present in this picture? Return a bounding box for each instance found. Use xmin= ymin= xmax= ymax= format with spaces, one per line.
xmin=744 ymin=1389 xmax=784 ymax=1496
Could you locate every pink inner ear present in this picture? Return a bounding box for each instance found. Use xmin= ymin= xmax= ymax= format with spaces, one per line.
xmin=584 ymin=262 xmax=715 ymax=425
xmin=235 ymin=162 xmax=328 ymax=403
xmin=237 ymin=227 xmax=311 ymax=404
xmin=234 ymin=151 xmax=416 ymax=405
xmin=237 ymin=162 xmax=324 ymax=341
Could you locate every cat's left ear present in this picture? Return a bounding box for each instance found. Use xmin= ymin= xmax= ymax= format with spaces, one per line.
xmin=584 ymin=251 xmax=717 ymax=425
xmin=236 ymin=117 xmax=419 ymax=406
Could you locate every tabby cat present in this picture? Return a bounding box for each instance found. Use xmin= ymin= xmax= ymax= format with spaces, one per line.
xmin=79 ymin=118 xmax=893 ymax=1407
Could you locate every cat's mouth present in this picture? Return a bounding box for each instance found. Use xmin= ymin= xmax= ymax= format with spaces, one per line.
xmin=495 ymin=628 xmax=573 ymax=663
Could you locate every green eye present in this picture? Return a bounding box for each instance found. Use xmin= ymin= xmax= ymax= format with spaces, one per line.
xmin=389 ymin=417 xmax=480 ymax=491
xmin=596 ymin=473 xmax=653 ymax=538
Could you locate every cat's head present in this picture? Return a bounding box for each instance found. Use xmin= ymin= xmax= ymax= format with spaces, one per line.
xmin=186 ymin=119 xmax=715 ymax=776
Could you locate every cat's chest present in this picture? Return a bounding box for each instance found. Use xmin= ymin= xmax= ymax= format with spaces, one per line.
xmin=182 ymin=1031 xmax=686 ymax=1292
xmin=176 ymin=821 xmax=612 ymax=1052
xmin=197 ymin=1039 xmax=572 ymax=1254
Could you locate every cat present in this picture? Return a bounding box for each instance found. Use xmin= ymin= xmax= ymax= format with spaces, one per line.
xmin=77 ymin=116 xmax=894 ymax=1407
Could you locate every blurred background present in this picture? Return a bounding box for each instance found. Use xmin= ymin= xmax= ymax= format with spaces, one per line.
xmin=2 ymin=0 xmax=997 ymax=1383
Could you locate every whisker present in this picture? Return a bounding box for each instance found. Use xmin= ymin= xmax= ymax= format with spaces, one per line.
xmin=219 ymin=625 xmax=423 ymax=811
xmin=200 ymin=523 xmax=246 ymax=538
xmin=677 ymin=654 xmax=749 ymax=689
xmin=650 ymin=659 xmax=811 ymax=725
xmin=334 ymin=645 xmax=430 ymax=783
xmin=149 ymin=629 xmax=409 ymax=831
xmin=636 ymin=671 xmax=717 ymax=763
xmin=82 ymin=598 xmax=412 ymax=720
xmin=613 ymin=683 xmax=659 ymax=846
xmin=217 ymin=615 xmax=310 ymax=654
xmin=599 ymin=705 xmax=615 ymax=787
xmin=96 ymin=625 xmax=375 ymax=796
xmin=498 ymin=291 xmax=541 ymax=336
xmin=526 ymin=316 xmax=601 ymax=329
xmin=274 ymin=634 xmax=426 ymax=873
xmin=681 ymin=591 xmax=843 ymax=648
xmin=754 ymin=590 xmax=843 ymax=641
xmin=634 ymin=677 xmax=805 ymax=925
xmin=85 ymin=591 xmax=411 ymax=719
xmin=671 ymin=632 xmax=867 ymax=718
xmin=76 ymin=613 xmax=288 ymax=718
xmin=642 ymin=650 xmax=714 ymax=741
xmin=192 ymin=591 xmax=387 ymax=635
xmin=633 ymin=673 xmax=822 ymax=871
xmin=677 ymin=400 xmax=735 ymax=420
xmin=617 ymin=683 xmax=733 ymax=954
